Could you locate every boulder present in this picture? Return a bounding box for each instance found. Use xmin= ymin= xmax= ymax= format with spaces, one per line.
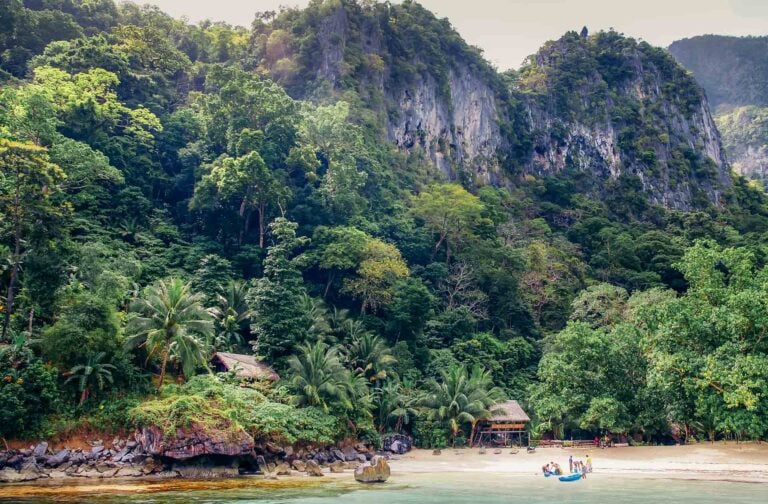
xmin=291 ymin=460 xmax=307 ymax=472
xmin=45 ymin=449 xmax=70 ymax=467
xmin=329 ymin=460 xmax=345 ymax=473
xmin=331 ymin=448 xmax=345 ymax=461
xmin=305 ymin=460 xmax=324 ymax=477
xmin=33 ymin=442 xmax=49 ymax=458
xmin=91 ymin=446 xmax=105 ymax=456
xmin=342 ymin=447 xmax=359 ymax=462
xmin=275 ymin=463 xmax=291 ymax=476
xmin=115 ymin=466 xmax=145 ymax=478
xmin=354 ymin=455 xmax=390 ymax=483
xmin=0 ymin=468 xmax=40 ymax=483
xmin=135 ymin=424 xmax=254 ymax=461
xmin=432 ymin=449 xmax=442 ymax=456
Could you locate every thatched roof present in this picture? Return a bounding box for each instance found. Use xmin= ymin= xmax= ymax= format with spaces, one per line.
xmin=211 ymin=352 xmax=279 ymax=381
xmin=487 ymin=400 xmax=530 ymax=423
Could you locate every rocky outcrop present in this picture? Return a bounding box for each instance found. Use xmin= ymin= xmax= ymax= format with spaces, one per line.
xmin=275 ymin=2 xmax=733 ymax=210
xmin=134 ymin=424 xmax=254 ymax=461
xmin=354 ymin=455 xmax=390 ymax=483
xmin=521 ymin=32 xmax=730 ymax=210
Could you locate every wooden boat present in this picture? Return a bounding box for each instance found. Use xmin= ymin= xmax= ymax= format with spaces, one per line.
xmin=558 ymin=473 xmax=583 ymax=482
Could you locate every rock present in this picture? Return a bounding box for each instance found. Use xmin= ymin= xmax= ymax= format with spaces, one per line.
xmin=91 ymin=446 xmax=105 ymax=455
xmin=342 ymin=447 xmax=359 ymax=462
xmin=331 ymin=448 xmax=345 ymax=461
xmin=135 ymin=424 xmax=254 ymax=461
xmin=354 ymin=455 xmax=390 ymax=483
xmin=263 ymin=471 xmax=278 ymax=480
xmin=21 ymin=458 xmax=43 ymax=475
xmin=115 ymin=467 xmax=144 ymax=478
xmin=291 ymin=460 xmax=307 ymax=472
xmin=33 ymin=442 xmax=49 ymax=458
xmin=493 ymin=449 xmax=502 ymax=454
xmin=265 ymin=462 xmax=276 ymax=474
xmin=172 ymin=462 xmax=239 ymax=479
xmin=283 ymin=446 xmax=294 ymax=457
xmin=305 ymin=460 xmax=324 ymax=477
xmin=329 ymin=460 xmax=345 ymax=473
xmin=126 ymin=441 xmax=138 ymax=449
xmin=141 ymin=459 xmax=164 ymax=475
xmin=313 ymin=452 xmax=329 ymax=465
xmin=265 ymin=442 xmax=283 ymax=455
xmin=432 ymin=449 xmax=442 ymax=456
xmin=479 ymin=447 xmax=486 ymax=454
xmin=0 ymin=468 xmax=40 ymax=483
xmin=389 ymin=440 xmax=402 ymax=454
xmin=46 ymin=449 xmax=70 ymax=467
xmin=275 ymin=463 xmax=291 ymax=476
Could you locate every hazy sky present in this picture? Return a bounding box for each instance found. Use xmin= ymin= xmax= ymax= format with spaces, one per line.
xmin=140 ymin=0 xmax=768 ymax=70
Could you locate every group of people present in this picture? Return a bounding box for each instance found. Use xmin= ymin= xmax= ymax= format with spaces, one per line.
xmin=569 ymin=454 xmax=593 ymax=475
xmin=541 ymin=461 xmax=563 ymax=475
xmin=541 ymin=454 xmax=593 ymax=477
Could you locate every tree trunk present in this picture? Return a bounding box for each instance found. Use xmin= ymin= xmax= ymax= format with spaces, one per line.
xmin=1 ymin=216 xmax=22 ymax=341
xmin=323 ymin=271 xmax=335 ymax=298
xmin=258 ymin=202 xmax=266 ymax=249
xmin=79 ymin=387 xmax=89 ymax=405
xmin=157 ymin=350 xmax=170 ymax=391
xmin=469 ymin=421 xmax=477 ymax=448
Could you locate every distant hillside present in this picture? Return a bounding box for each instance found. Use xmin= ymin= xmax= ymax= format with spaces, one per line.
xmin=669 ymin=35 xmax=768 ymax=110
xmin=669 ymin=35 xmax=768 ymax=185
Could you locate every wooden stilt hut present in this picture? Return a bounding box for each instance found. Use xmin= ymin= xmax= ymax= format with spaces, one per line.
xmin=471 ymin=400 xmax=530 ymax=447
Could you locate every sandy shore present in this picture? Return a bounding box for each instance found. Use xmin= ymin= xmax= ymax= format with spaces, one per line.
xmin=390 ymin=443 xmax=768 ymax=483
xmin=2 ymin=443 xmax=767 ymax=499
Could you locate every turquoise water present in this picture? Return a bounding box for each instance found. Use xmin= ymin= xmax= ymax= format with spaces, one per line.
xmin=0 ymin=473 xmax=765 ymax=503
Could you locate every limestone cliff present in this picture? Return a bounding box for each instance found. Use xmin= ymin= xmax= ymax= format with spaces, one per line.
xmin=259 ymin=1 xmax=731 ymax=209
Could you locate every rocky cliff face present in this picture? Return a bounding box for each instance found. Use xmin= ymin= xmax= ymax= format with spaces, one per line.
xmin=385 ymin=65 xmax=505 ymax=184
xmin=263 ymin=2 xmax=731 ymax=209
xmin=521 ymin=31 xmax=730 ymax=210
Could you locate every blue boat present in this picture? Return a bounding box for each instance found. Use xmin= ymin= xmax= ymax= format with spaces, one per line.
xmin=558 ymin=473 xmax=583 ymax=482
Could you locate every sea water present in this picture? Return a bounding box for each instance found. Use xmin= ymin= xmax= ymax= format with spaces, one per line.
xmin=0 ymin=473 xmax=765 ymax=503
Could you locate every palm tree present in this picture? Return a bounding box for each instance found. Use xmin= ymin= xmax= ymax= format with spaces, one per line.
xmin=375 ymin=380 xmax=421 ymax=432
xmin=286 ymin=341 xmax=350 ymax=413
xmin=347 ymin=332 xmax=396 ymax=384
xmin=422 ymin=364 xmax=504 ymax=446
xmin=299 ymin=293 xmax=332 ymax=343
xmin=65 ymin=352 xmax=116 ymax=405
xmin=210 ymin=280 xmax=253 ymax=351
xmin=125 ymin=278 xmax=214 ymax=389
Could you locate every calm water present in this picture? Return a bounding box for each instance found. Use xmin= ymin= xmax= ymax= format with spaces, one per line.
xmin=0 ymin=473 xmax=765 ymax=503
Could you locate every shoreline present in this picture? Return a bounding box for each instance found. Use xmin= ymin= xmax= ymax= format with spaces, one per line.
xmin=2 ymin=443 xmax=768 ymax=498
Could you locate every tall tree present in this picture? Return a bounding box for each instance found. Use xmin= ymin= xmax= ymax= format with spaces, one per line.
xmin=125 ymin=278 xmax=213 ymax=389
xmin=0 ymin=140 xmax=64 ymax=340
xmin=248 ymin=217 xmax=309 ymax=362
xmin=410 ymin=183 xmax=486 ymax=262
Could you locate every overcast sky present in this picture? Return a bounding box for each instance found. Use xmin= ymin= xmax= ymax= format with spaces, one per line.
xmin=139 ymin=0 xmax=768 ymax=70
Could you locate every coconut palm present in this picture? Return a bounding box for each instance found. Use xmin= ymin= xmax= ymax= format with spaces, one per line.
xmin=125 ymin=278 xmax=214 ymax=389
xmin=347 ymin=332 xmax=396 ymax=384
xmin=422 ymin=364 xmax=504 ymax=446
xmin=210 ymin=280 xmax=253 ymax=351
xmin=286 ymin=341 xmax=350 ymax=413
xmin=65 ymin=352 xmax=116 ymax=405
xmin=375 ymin=380 xmax=421 ymax=432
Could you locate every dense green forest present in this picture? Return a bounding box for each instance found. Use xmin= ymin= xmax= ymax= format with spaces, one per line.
xmin=2 ymin=0 xmax=768 ymax=449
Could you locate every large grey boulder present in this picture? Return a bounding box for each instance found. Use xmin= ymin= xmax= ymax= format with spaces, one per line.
xmin=354 ymin=455 xmax=390 ymax=483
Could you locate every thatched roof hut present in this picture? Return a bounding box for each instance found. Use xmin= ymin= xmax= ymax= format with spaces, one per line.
xmin=488 ymin=400 xmax=530 ymax=423
xmin=210 ymin=352 xmax=279 ymax=381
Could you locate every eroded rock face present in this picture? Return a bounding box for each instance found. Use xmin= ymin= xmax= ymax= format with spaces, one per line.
xmin=134 ymin=424 xmax=254 ymax=461
xmin=354 ymin=455 xmax=390 ymax=483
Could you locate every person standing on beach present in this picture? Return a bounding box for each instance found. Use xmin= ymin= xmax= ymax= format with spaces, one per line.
xmin=586 ymin=454 xmax=592 ymax=472
xmin=569 ymin=455 xmax=573 ymax=473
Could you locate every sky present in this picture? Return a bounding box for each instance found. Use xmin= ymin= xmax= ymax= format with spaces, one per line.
xmin=139 ymin=0 xmax=768 ymax=70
